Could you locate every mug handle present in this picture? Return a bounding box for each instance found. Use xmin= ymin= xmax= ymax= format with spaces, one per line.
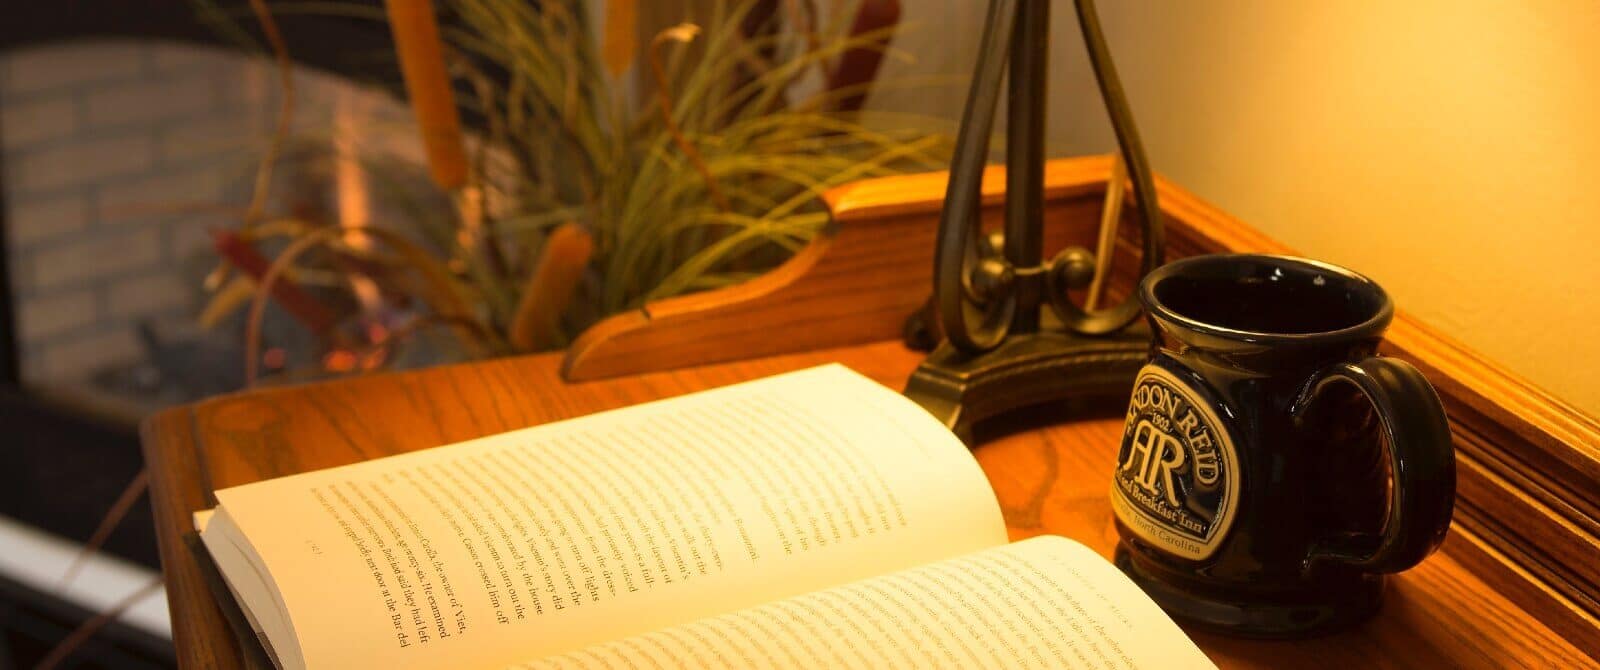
xmin=1291 ymin=356 xmax=1456 ymax=573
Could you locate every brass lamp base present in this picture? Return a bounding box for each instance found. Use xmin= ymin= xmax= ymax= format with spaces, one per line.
xmin=904 ymin=321 xmax=1148 ymax=444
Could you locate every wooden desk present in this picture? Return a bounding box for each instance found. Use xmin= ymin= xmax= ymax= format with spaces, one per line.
xmin=143 ymin=340 xmax=1597 ymax=668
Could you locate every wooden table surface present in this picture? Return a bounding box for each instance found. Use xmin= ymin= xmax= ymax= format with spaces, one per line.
xmin=142 ymin=340 xmax=1598 ymax=669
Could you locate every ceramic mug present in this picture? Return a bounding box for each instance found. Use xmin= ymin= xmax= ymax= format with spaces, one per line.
xmin=1110 ymin=253 xmax=1455 ymax=637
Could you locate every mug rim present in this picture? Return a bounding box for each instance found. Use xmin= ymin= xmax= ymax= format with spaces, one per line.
xmin=1139 ymin=253 xmax=1394 ymax=344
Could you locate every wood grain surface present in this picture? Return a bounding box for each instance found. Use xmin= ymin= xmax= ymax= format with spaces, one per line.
xmin=143 ymin=342 xmax=1597 ymax=669
xmin=565 ymin=155 xmax=1600 ymax=650
xmin=144 ymin=156 xmax=1600 ymax=667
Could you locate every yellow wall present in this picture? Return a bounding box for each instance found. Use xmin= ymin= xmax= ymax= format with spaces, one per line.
xmin=874 ymin=0 xmax=1600 ymax=416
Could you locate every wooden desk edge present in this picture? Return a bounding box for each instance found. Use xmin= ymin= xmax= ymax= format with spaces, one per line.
xmin=142 ymin=346 xmax=1600 ymax=667
xmin=136 ymin=158 xmax=1600 ymax=664
xmin=142 ymin=405 xmax=244 ymax=667
xmin=565 ymin=156 xmax=1600 ymax=650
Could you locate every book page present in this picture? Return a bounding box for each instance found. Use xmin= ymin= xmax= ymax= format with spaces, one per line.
xmin=207 ymin=365 xmax=1007 ymax=670
xmin=514 ymin=536 xmax=1215 ymax=670
xmin=194 ymin=510 xmax=289 ymax=669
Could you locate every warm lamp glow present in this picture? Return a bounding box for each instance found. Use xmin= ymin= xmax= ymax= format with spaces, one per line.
xmin=877 ymin=0 xmax=1600 ymax=413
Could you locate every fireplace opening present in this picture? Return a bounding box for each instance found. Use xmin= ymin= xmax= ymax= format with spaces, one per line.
xmin=1 ymin=32 xmax=437 ymax=668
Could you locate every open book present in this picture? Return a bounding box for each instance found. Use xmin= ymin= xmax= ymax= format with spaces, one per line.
xmin=195 ymin=365 xmax=1214 ymax=669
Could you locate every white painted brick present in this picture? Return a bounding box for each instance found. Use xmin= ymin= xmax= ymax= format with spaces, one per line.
xmin=30 ymin=227 xmax=163 ymax=289
xmin=6 ymin=254 xmax=32 ymax=293
xmin=0 ymin=95 xmax=78 ymax=150
xmin=84 ymin=73 xmax=216 ymax=129
xmin=296 ymin=67 xmax=364 ymax=104
xmin=16 ymin=289 xmax=97 ymax=341
xmin=166 ymin=219 xmax=216 ymax=261
xmin=8 ymin=134 xmax=155 ymax=193
xmin=19 ymin=353 xmax=46 ymax=385
xmin=5 ymin=193 xmax=91 ymax=245
xmin=36 ymin=328 xmax=143 ymax=382
xmin=215 ymin=61 xmax=278 ymax=110
xmin=96 ymin=168 xmax=226 ymax=226
xmin=215 ymin=61 xmax=386 ymax=124
xmin=106 ymin=272 xmax=192 ymax=319
xmin=157 ymin=112 xmax=265 ymax=163
xmin=2 ymin=43 xmax=147 ymax=95
xmin=149 ymin=42 xmax=224 ymax=73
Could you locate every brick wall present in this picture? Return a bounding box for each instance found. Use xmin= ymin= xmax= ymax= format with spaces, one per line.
xmin=0 ymin=40 xmax=418 ymax=390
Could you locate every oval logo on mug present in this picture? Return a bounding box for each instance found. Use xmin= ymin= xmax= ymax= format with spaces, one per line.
xmin=1110 ymin=365 xmax=1240 ymax=561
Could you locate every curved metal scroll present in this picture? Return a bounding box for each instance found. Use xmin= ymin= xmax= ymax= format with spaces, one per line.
xmin=933 ymin=0 xmax=1165 ymax=354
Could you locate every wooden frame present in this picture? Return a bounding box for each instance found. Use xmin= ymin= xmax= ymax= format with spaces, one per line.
xmin=563 ymin=158 xmax=1126 ymax=380
xmin=564 ymin=155 xmax=1600 ymax=649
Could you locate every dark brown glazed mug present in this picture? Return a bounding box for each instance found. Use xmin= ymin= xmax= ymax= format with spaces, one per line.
xmin=1110 ymin=253 xmax=1455 ymax=637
